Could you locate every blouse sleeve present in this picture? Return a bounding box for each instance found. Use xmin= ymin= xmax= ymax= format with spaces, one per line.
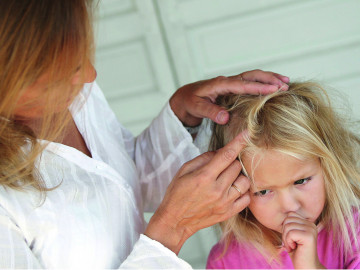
xmin=346 ymin=255 xmax=360 ymax=269
xmin=0 ymin=205 xmax=43 ymax=269
xmin=89 ymin=82 xmax=209 ymax=212
xmin=120 ymin=234 xmax=192 ymax=269
xmin=133 ymin=102 xmax=202 ymax=212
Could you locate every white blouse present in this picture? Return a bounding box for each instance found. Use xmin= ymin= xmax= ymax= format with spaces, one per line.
xmin=0 ymin=82 xmax=203 ymax=268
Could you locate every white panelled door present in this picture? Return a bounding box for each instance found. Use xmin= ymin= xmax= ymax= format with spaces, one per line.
xmin=95 ymin=0 xmax=176 ymax=135
xmin=158 ymin=0 xmax=360 ymax=120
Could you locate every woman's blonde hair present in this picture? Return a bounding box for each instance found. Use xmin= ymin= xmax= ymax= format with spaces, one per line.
xmin=209 ymin=81 xmax=360 ymax=261
xmin=0 ymin=1 xmax=95 ymax=193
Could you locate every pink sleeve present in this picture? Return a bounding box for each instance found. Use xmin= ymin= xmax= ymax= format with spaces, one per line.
xmin=346 ymin=255 xmax=360 ymax=269
xmin=345 ymin=210 xmax=360 ymax=269
xmin=206 ymin=243 xmax=225 ymax=269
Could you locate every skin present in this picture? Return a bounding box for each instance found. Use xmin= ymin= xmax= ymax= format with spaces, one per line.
xmin=14 ymin=60 xmax=97 ymax=119
xmin=242 ymin=149 xmax=326 ymax=269
xmin=145 ymin=131 xmax=252 ymax=254
xmin=170 ymin=70 xmax=289 ymax=127
xmin=14 ymin=61 xmax=97 ymax=157
xmin=16 ymin=65 xmax=290 ymax=255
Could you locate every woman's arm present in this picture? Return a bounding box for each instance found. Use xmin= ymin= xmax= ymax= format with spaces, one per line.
xmin=120 ymin=235 xmax=192 ymax=268
xmin=121 ymin=132 xmax=250 ymax=268
xmin=134 ymin=70 xmax=289 ymax=212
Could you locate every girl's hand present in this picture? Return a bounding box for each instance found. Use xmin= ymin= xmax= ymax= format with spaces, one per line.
xmin=170 ymin=69 xmax=289 ymax=127
xmin=144 ymin=132 xmax=251 ymax=254
xmin=282 ymin=212 xmax=325 ymax=269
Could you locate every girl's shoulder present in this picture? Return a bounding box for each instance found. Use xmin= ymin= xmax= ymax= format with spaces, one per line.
xmin=207 ymin=239 xmax=275 ymax=269
xmin=209 ymin=239 xmax=255 ymax=256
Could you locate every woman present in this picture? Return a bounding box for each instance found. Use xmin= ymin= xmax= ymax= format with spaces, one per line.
xmin=0 ymin=1 xmax=289 ymax=268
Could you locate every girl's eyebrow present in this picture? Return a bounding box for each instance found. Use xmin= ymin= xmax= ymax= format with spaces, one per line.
xmin=254 ymin=171 xmax=316 ymax=190
xmin=252 ymin=182 xmax=279 ymax=191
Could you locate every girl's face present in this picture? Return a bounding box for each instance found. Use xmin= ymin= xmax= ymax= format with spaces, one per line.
xmin=242 ymin=149 xmax=326 ymax=234
xmin=14 ymin=60 xmax=97 ymax=119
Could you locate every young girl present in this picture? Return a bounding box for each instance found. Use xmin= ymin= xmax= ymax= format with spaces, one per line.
xmin=206 ymin=82 xmax=360 ymax=269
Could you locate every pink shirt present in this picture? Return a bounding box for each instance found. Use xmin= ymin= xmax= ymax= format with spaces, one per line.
xmin=207 ymin=223 xmax=360 ymax=269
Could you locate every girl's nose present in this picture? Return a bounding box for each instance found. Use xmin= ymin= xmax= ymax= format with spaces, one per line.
xmin=278 ymin=191 xmax=301 ymax=214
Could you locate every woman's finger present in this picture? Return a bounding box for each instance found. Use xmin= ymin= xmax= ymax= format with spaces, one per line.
xmin=270 ymin=72 xmax=290 ymax=84
xmin=227 ymin=174 xmax=251 ymax=200
xmin=203 ymin=131 xmax=247 ymax=179
xmin=170 ymin=69 xmax=290 ymax=126
xmin=227 ymin=191 xmax=251 ymax=218
xmin=196 ymin=76 xmax=280 ymax=98
xmin=240 ymin=69 xmax=289 ymax=89
xmin=240 ymin=80 xmax=285 ymax=94
xmin=216 ymin=159 xmax=242 ymax=190
xmin=186 ymin=79 xmax=285 ymax=124
xmin=185 ymin=96 xmax=230 ymax=124
xmin=176 ymin=151 xmax=216 ymax=178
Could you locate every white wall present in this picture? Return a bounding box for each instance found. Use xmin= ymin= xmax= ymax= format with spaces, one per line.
xmin=95 ymin=0 xmax=360 ymax=268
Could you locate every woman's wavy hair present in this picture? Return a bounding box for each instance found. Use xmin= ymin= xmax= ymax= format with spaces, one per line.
xmin=0 ymin=1 xmax=95 ymax=195
xmin=209 ymin=81 xmax=360 ymax=261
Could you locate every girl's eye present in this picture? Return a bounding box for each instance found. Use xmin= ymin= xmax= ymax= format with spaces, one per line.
xmin=254 ymin=189 xmax=271 ymax=197
xmin=294 ymin=177 xmax=311 ymax=185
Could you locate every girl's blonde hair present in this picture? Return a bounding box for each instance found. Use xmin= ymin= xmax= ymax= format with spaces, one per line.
xmin=209 ymin=82 xmax=360 ymax=261
xmin=0 ymin=1 xmax=95 ymax=193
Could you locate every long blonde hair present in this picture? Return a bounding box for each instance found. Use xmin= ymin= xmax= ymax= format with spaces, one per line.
xmin=209 ymin=82 xmax=360 ymax=260
xmin=0 ymin=1 xmax=95 ymax=193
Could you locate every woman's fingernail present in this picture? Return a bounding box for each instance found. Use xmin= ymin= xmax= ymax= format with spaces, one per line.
xmin=279 ymin=83 xmax=289 ymax=91
xmin=216 ymin=111 xmax=228 ymax=123
xmin=282 ymin=76 xmax=290 ymax=83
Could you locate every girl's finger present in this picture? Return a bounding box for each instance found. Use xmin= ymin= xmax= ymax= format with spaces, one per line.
xmin=282 ymin=216 xmax=309 ymax=227
xmin=282 ymin=219 xmax=316 ymax=253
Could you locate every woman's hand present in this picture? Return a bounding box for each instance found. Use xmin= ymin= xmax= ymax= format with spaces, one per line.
xmin=282 ymin=212 xmax=325 ymax=269
xmin=170 ymin=69 xmax=289 ymax=127
xmin=144 ymin=132 xmax=251 ymax=254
